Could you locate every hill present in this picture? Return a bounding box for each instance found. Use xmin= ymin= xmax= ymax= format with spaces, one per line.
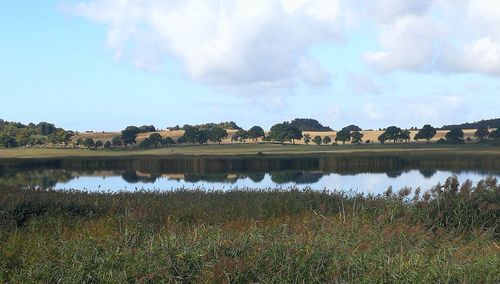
xmin=441 ymin=118 xmax=500 ymax=130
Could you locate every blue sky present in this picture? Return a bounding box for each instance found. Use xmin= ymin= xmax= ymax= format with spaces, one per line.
xmin=1 ymin=0 xmax=499 ymax=131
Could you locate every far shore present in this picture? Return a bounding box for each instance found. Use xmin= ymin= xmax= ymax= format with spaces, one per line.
xmin=1 ymin=143 xmax=499 ymax=160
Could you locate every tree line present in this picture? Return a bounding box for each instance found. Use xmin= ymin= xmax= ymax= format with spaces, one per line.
xmin=1 ymin=118 xmax=499 ymax=149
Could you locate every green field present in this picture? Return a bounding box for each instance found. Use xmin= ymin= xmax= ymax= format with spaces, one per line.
xmin=1 ymin=176 xmax=499 ymax=282
xmin=1 ymin=143 xmax=499 ymax=159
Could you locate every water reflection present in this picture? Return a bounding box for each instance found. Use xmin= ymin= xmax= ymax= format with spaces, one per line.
xmin=0 ymin=155 xmax=498 ymax=192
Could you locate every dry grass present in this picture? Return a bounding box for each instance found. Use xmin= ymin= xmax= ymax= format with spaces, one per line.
xmin=74 ymin=129 xmax=480 ymax=145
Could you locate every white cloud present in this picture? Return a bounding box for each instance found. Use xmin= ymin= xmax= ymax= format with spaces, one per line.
xmin=67 ymin=0 xmax=341 ymax=93
xmin=346 ymin=72 xmax=383 ymax=95
xmin=363 ymin=15 xmax=441 ymax=72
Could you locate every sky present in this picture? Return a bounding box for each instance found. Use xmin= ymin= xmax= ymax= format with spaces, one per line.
xmin=0 ymin=0 xmax=499 ymax=131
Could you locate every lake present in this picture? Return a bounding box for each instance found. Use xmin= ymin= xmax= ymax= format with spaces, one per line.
xmin=1 ymin=154 xmax=498 ymax=194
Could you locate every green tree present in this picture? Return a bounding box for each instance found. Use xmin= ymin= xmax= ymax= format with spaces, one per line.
xmin=267 ymin=122 xmax=302 ymax=144
xmin=414 ymin=124 xmax=436 ymax=143
xmin=351 ymin=131 xmax=364 ymax=144
xmin=15 ymin=129 xmax=31 ymax=146
xmin=335 ymin=129 xmax=351 ymax=144
xmin=378 ymin=133 xmax=388 ymax=144
xmin=82 ymin=138 xmax=95 ymax=148
xmin=208 ymin=126 xmax=228 ymax=144
xmin=161 ymin=137 xmax=176 ymax=146
xmin=120 ymin=129 xmax=137 ymax=146
xmin=489 ymin=129 xmax=500 ymax=139
xmin=111 ymin=136 xmax=123 ymax=147
xmin=148 ymin=133 xmax=163 ymax=147
xmin=313 ymin=135 xmax=322 ymax=146
xmin=103 ymin=141 xmax=112 ymax=149
xmin=181 ymin=125 xmax=200 ymax=145
xmin=247 ymin=126 xmax=265 ymax=141
xmin=0 ymin=133 xmax=17 ymax=148
xmin=232 ymin=130 xmax=249 ymax=142
xmin=384 ymin=126 xmax=403 ymax=143
xmin=95 ymin=140 xmax=104 ymax=148
xmin=400 ymin=129 xmax=411 ymax=143
xmin=474 ymin=127 xmax=489 ymax=142
xmin=196 ymin=129 xmax=210 ymax=145
xmin=303 ymin=133 xmax=311 ymax=145
xmin=322 ymin=136 xmax=331 ymax=145
xmin=445 ymin=128 xmax=465 ymax=144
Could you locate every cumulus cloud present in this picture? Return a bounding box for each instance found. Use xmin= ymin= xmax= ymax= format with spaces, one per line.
xmin=66 ymin=0 xmax=342 ymax=93
xmin=362 ymin=0 xmax=500 ymax=75
xmin=346 ymin=73 xmax=383 ymax=95
xmin=65 ymin=0 xmax=500 ymax=98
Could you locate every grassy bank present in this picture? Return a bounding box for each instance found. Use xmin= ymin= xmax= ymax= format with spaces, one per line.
xmin=1 ymin=143 xmax=499 ymax=159
xmin=1 ymin=176 xmax=499 ymax=282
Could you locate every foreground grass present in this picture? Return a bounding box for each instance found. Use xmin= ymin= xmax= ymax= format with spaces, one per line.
xmin=1 ymin=143 xmax=499 ymax=159
xmin=1 ymin=176 xmax=499 ymax=283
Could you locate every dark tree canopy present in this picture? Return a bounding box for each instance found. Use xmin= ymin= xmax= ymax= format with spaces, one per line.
xmin=335 ymin=129 xmax=351 ymax=144
xmin=247 ymin=126 xmax=265 ymax=141
xmin=208 ymin=126 xmax=228 ymax=144
xmin=414 ymin=124 xmax=436 ymax=143
xmin=445 ymin=128 xmax=465 ymax=144
xmin=268 ymin=122 xmax=303 ymax=143
xmin=441 ymin=118 xmax=500 ymax=130
xmin=120 ymin=129 xmax=138 ymax=146
xmin=351 ymin=131 xmax=364 ymax=144
xmin=289 ymin=118 xmax=331 ymax=131
xmin=322 ymin=136 xmax=332 ymax=145
xmin=474 ymin=127 xmax=489 ymax=142
xmin=342 ymin=125 xmax=362 ymax=132
xmin=303 ymin=133 xmax=311 ymax=145
xmin=313 ymin=135 xmax=322 ymax=146
xmin=232 ymin=130 xmax=249 ymax=142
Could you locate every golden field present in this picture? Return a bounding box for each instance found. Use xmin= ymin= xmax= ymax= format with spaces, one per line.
xmin=75 ymin=129 xmax=480 ymax=145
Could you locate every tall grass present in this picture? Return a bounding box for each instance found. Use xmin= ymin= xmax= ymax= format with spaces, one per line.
xmin=0 ymin=176 xmax=499 ymax=283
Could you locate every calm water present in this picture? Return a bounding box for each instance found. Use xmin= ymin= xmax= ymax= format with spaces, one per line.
xmin=1 ymin=155 xmax=498 ymax=194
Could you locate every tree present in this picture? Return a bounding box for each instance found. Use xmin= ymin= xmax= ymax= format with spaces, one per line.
xmin=414 ymin=124 xmax=436 ymax=143
xmin=400 ymin=129 xmax=411 ymax=143
xmin=351 ymin=131 xmax=364 ymax=144
xmin=208 ymin=126 xmax=228 ymax=144
xmin=196 ymin=129 xmax=210 ymax=145
xmin=111 ymin=136 xmax=123 ymax=147
xmin=289 ymin=118 xmax=332 ymax=131
xmin=139 ymin=138 xmax=152 ymax=148
xmin=161 ymin=137 xmax=176 ymax=146
xmin=322 ymin=136 xmax=331 ymax=145
xmin=384 ymin=126 xmax=403 ymax=143
xmin=445 ymin=128 xmax=464 ymax=144
xmin=148 ymin=133 xmax=163 ymax=147
xmin=378 ymin=133 xmax=388 ymax=144
xmin=489 ymin=129 xmax=500 ymax=139
xmin=474 ymin=127 xmax=489 ymax=142
xmin=95 ymin=140 xmax=104 ymax=148
xmin=335 ymin=129 xmax=351 ymax=144
xmin=15 ymin=129 xmax=30 ymax=146
xmin=181 ymin=125 xmax=200 ymax=144
xmin=82 ymin=138 xmax=95 ymax=148
xmin=313 ymin=135 xmax=322 ymax=146
xmin=342 ymin=125 xmax=362 ymax=132
xmin=232 ymin=129 xmax=249 ymax=142
xmin=0 ymin=133 xmax=16 ymax=148
xmin=103 ymin=141 xmax=112 ymax=149
xmin=139 ymin=125 xmax=156 ymax=133
xmin=247 ymin=126 xmax=265 ymax=141
xmin=267 ymin=122 xmax=302 ymax=144
xmin=121 ymin=129 xmax=137 ymax=146
xmin=303 ymin=133 xmax=311 ymax=145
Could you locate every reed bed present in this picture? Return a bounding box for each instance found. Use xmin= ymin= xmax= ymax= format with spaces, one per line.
xmin=0 ymin=176 xmax=499 ymax=283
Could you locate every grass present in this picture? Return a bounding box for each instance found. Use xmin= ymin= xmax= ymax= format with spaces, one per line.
xmin=1 ymin=142 xmax=499 ymax=159
xmin=0 ymin=176 xmax=499 ymax=282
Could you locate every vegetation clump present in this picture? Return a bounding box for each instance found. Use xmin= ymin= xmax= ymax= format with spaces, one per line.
xmin=0 ymin=176 xmax=498 ymax=282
